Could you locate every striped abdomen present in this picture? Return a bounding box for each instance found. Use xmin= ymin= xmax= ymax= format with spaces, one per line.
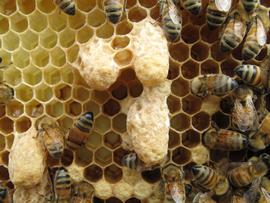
xmin=182 ymin=0 xmax=201 ymax=15
xmin=162 ymin=12 xmax=181 ymax=42
xmin=206 ymin=8 xmax=227 ymax=29
xmin=43 ymin=128 xmax=64 ymax=159
xmin=213 ymin=75 xmax=238 ymax=95
xmin=228 ymin=164 xmax=254 ymax=187
xmin=234 ymin=65 xmax=262 ymax=87
xmin=54 ymin=167 xmax=72 ymax=200
xmin=241 ymin=0 xmax=258 ymax=13
xmin=76 ymin=112 xmax=94 ymax=133
xmin=121 ymin=152 xmax=139 ymax=170
xmin=54 ymin=0 xmax=75 ymax=15
xmin=191 ymin=165 xmax=219 ymax=191
xmin=104 ymin=0 xmax=123 ymax=24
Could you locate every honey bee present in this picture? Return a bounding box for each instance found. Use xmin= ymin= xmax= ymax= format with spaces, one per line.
xmin=203 ymin=123 xmax=248 ymax=151
xmin=206 ymin=0 xmax=232 ymax=30
xmin=54 ymin=0 xmax=75 ymax=15
xmin=231 ymin=86 xmax=258 ymax=132
xmin=161 ymin=164 xmax=186 ymax=202
xmin=66 ymin=112 xmax=94 ymax=150
xmin=181 ymin=0 xmax=201 ymax=15
xmin=160 ymin=0 xmax=182 ymax=42
xmin=53 ymin=167 xmax=72 ymax=201
xmin=38 ymin=117 xmax=65 ymax=159
xmin=192 ymin=192 xmax=217 ymax=203
xmin=227 ymin=153 xmax=270 ymax=188
xmin=220 ymin=11 xmax=247 ymax=52
xmin=104 ymin=0 xmax=126 ymax=24
xmin=241 ymin=0 xmax=259 ymax=13
xmin=191 ymin=74 xmax=239 ymax=97
xmin=0 ymin=83 xmax=13 ymax=104
xmin=242 ymin=15 xmax=267 ymax=61
xmin=249 ymin=113 xmax=270 ymax=150
xmin=191 ymin=165 xmax=229 ymax=196
xmin=72 ymin=181 xmax=94 ymax=203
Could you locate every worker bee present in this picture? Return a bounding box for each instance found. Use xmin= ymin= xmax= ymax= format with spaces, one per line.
xmin=203 ymin=123 xmax=248 ymax=151
xmin=53 ymin=167 xmax=72 ymax=201
xmin=191 ymin=74 xmax=238 ymax=97
xmin=0 ymin=83 xmax=13 ymax=104
xmin=220 ymin=11 xmax=247 ymax=52
xmin=54 ymin=0 xmax=75 ymax=15
xmin=231 ymin=86 xmax=258 ymax=132
xmin=249 ymin=113 xmax=270 ymax=150
xmin=66 ymin=112 xmax=94 ymax=150
xmin=38 ymin=117 xmax=65 ymax=159
xmin=161 ymin=164 xmax=186 ymax=202
xmin=241 ymin=0 xmax=259 ymax=13
xmin=181 ymin=0 xmax=201 ymax=15
xmin=206 ymin=0 xmax=232 ymax=30
xmin=191 ymin=165 xmax=229 ymax=196
xmin=160 ymin=0 xmax=182 ymax=42
xmin=242 ymin=15 xmax=267 ymax=61
xmin=104 ymin=0 xmax=126 ymax=24
xmin=228 ymin=153 xmax=270 ymax=188
xmin=192 ymin=192 xmax=217 ymax=203
xmin=72 ymin=181 xmax=94 ymax=203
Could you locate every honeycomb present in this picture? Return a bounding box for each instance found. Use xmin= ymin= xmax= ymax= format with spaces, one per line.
xmin=0 ymin=0 xmax=270 ymax=202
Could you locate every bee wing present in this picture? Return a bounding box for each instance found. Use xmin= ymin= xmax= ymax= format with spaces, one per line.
xmin=234 ymin=18 xmax=246 ymax=39
xmin=256 ymin=18 xmax=267 ymax=46
xmin=168 ymin=2 xmax=181 ymax=25
xmin=244 ymin=178 xmax=261 ymax=203
xmin=261 ymin=187 xmax=270 ymax=202
xmin=215 ymin=0 xmax=232 ymax=12
xmin=170 ymin=183 xmax=184 ymax=203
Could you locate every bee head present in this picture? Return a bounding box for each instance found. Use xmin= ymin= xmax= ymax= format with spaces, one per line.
xmin=260 ymin=153 xmax=270 ymax=168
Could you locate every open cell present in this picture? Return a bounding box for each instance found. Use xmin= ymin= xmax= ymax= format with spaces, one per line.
xmin=73 ymin=86 xmax=90 ymax=102
xmin=60 ymin=66 xmax=74 ymax=84
xmin=23 ymin=66 xmax=42 ymax=86
xmin=0 ymin=0 xmax=16 ymax=16
xmin=119 ymin=68 xmax=136 ymax=82
xmin=168 ymin=129 xmax=180 ymax=149
xmin=96 ymin=23 xmax=114 ymax=39
xmin=112 ymin=113 xmax=127 ymax=133
xmin=171 ymin=77 xmax=189 ymax=97
xmin=0 ymin=134 xmax=5 ymax=152
xmin=50 ymin=47 xmax=66 ymax=67
xmin=104 ymin=164 xmax=123 ymax=183
xmin=138 ymin=0 xmax=156 ymax=8
xmin=57 ymin=116 xmax=73 ymax=131
xmin=6 ymin=100 xmax=23 ymax=118
xmin=46 ymin=100 xmax=64 ymax=118
xmin=9 ymin=13 xmax=28 ymax=33
xmin=167 ymin=60 xmax=180 ymax=80
xmin=65 ymin=100 xmax=82 ymax=116
xmin=191 ymin=42 xmax=209 ymax=61
xmin=181 ymin=24 xmax=200 ymax=44
xmin=103 ymin=99 xmax=121 ymax=116
xmin=83 ymin=101 xmax=100 ymax=117
xmin=0 ymin=16 xmax=9 ymax=34
xmin=112 ymin=36 xmax=130 ymax=50
xmin=169 ymin=43 xmax=189 ymax=62
xmin=68 ymin=10 xmax=86 ymax=30
xmin=93 ymin=197 xmax=104 ymax=203
xmin=182 ymin=129 xmax=201 ymax=148
xmin=31 ymin=48 xmax=49 ymax=67
xmin=2 ymin=31 xmax=19 ymax=51
xmin=35 ymin=84 xmax=53 ymax=102
xmin=104 ymin=131 xmax=122 ymax=149
xmin=1 ymin=151 xmax=9 ymax=166
xmin=40 ymin=28 xmax=57 ymax=49
xmin=200 ymin=24 xmax=220 ymax=43
xmin=201 ymin=60 xmax=219 ymax=74
xmin=114 ymin=49 xmax=133 ymax=66
xmin=106 ymin=197 xmax=122 ymax=203
xmin=181 ymin=60 xmax=199 ymax=79
xmin=125 ymin=198 xmax=141 ymax=203
xmin=17 ymin=0 xmax=35 ymax=15
xmin=55 ymin=84 xmax=72 ymax=101
xmin=128 ymin=6 xmax=147 ymax=22
xmin=0 ymin=117 xmax=13 ymax=134
xmin=84 ymin=164 xmax=103 ymax=182
xmin=67 ymin=44 xmax=79 ymax=63
xmin=171 ymin=113 xmax=190 ymax=132
xmin=15 ymin=84 xmax=33 ymax=102
xmin=4 ymin=67 xmax=21 ymax=86
xmin=92 ymin=90 xmax=110 ymax=104
xmin=167 ymin=95 xmax=181 ymax=114
xmin=75 ymin=147 xmax=93 ymax=167
xmin=25 ymin=100 xmax=43 ymax=118
xmin=12 ymin=48 xmax=30 ymax=69
xmin=44 ymin=66 xmax=61 ymax=85
xmin=59 ymin=28 xmax=75 ymax=48
xmin=141 ymin=168 xmax=161 ymax=184
xmin=77 ymin=0 xmax=96 ymax=12
xmin=211 ymin=111 xmax=230 ymax=129
xmin=116 ymin=20 xmax=133 ymax=35
xmin=61 ymin=148 xmax=74 ymax=166
xmin=37 ymin=0 xmax=55 ymax=14
xmin=0 ymin=166 xmax=9 ymax=181
xmin=221 ymin=58 xmax=239 ymax=77
xmin=20 ymin=30 xmax=38 ymax=51
xmin=182 ymin=94 xmax=202 ymax=115
xmin=95 ymin=147 xmax=112 ymax=167
xmin=211 ymin=42 xmax=228 ymax=62
xmin=111 ymin=82 xmax=128 ymax=100
xmin=48 ymin=10 xmax=67 ymax=32
xmin=77 ymin=26 xmax=94 ymax=44
xmin=86 ymin=131 xmax=103 ymax=150
xmin=15 ymin=116 xmax=31 ymax=133
xmin=0 ymin=106 xmax=5 ymax=118
xmin=128 ymin=80 xmax=143 ymax=98
xmin=192 ymin=112 xmax=210 ymax=131
xmin=172 ymin=146 xmax=191 ymax=165
xmin=87 ymin=8 xmax=105 ymax=28
xmin=28 ymin=10 xmax=47 ymax=32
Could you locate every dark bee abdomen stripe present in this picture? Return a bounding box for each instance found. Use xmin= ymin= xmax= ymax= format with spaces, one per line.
xmin=67 ymin=127 xmax=88 ymax=150
xmin=55 ymin=0 xmax=75 ymax=15
xmin=104 ymin=0 xmax=123 ymax=23
xmin=207 ymin=9 xmax=226 ymax=27
xmin=75 ymin=113 xmax=93 ymax=133
xmin=162 ymin=15 xmax=181 ymax=41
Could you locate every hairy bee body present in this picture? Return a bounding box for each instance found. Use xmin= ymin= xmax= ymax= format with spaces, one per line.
xmin=0 ymin=84 xmax=13 ymax=104
xmin=203 ymin=128 xmax=248 ymax=151
xmin=38 ymin=117 xmax=65 ymax=159
xmin=66 ymin=112 xmax=94 ymax=150
xmin=54 ymin=167 xmax=72 ymax=201
xmin=72 ymin=181 xmax=94 ymax=203
xmin=241 ymin=0 xmax=259 ymax=13
xmin=231 ymin=86 xmax=258 ymax=132
xmin=182 ymin=0 xmax=201 ymax=15
xmin=228 ymin=154 xmax=270 ymax=187
xmin=191 ymin=74 xmax=238 ymax=97
xmin=206 ymin=0 xmax=232 ymax=30
xmin=161 ymin=0 xmax=182 ymax=42
xmin=104 ymin=0 xmax=124 ymax=24
xmin=54 ymin=0 xmax=75 ymax=15
xmin=242 ymin=16 xmax=267 ymax=61
xmin=220 ymin=12 xmax=246 ymax=52
xmin=191 ymin=165 xmax=229 ymax=195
